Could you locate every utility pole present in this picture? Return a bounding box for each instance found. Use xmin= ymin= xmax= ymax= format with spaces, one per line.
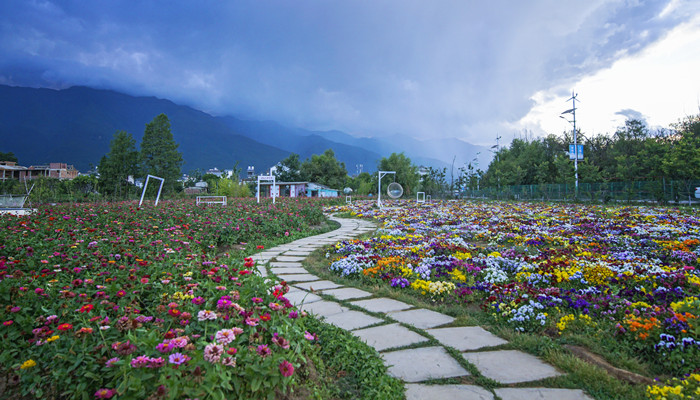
xmin=450 ymin=155 xmax=456 ymax=197
xmin=560 ymin=92 xmax=580 ymax=197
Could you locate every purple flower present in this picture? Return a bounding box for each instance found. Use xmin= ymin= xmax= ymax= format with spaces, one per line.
xmin=256 ymin=344 xmax=272 ymax=358
xmin=168 ymin=352 xmax=190 ymax=366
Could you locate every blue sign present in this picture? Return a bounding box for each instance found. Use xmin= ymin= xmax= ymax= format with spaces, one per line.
xmin=569 ymin=144 xmax=583 ymax=160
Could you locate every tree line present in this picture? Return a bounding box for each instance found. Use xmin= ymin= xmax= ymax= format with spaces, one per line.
xmin=471 ymin=116 xmax=700 ymax=198
xmin=5 ymin=112 xmax=698 ymax=203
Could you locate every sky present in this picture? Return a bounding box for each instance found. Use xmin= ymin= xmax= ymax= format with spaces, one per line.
xmin=1 ymin=0 xmax=699 ymax=148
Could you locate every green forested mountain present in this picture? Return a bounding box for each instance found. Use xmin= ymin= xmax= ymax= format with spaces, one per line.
xmin=0 ymin=85 xmax=396 ymax=174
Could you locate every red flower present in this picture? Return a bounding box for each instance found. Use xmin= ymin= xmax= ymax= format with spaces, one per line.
xmin=168 ymin=309 xmax=181 ymax=318
xmin=78 ymin=304 xmax=94 ymax=313
xmin=57 ymin=323 xmax=73 ymax=331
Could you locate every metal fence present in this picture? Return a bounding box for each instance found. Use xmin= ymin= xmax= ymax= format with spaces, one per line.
xmin=460 ymin=180 xmax=700 ymax=204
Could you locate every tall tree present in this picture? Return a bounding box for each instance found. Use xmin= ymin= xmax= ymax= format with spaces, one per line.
xmin=663 ymin=115 xmax=700 ymax=203
xmin=378 ymin=152 xmax=419 ymax=195
xmin=140 ymin=114 xmax=183 ymax=192
xmin=98 ymin=130 xmax=139 ymax=198
xmin=300 ymin=149 xmax=347 ymax=189
xmin=274 ymin=153 xmax=302 ymax=182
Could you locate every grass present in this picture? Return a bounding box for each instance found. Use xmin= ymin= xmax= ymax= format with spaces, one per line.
xmin=297 ymin=318 xmax=405 ymax=400
xmin=301 ymin=247 xmax=650 ymax=400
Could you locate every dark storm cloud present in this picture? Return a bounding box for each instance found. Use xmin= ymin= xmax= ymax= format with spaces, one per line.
xmin=0 ymin=0 xmax=695 ymax=143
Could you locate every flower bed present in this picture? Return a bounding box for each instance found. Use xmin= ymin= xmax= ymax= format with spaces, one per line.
xmin=0 ymin=199 xmax=330 ymax=399
xmin=325 ymin=200 xmax=700 ymax=386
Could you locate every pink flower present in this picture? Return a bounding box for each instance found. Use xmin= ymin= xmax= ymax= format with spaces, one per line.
xmin=131 ymin=355 xmax=150 ymax=368
xmin=215 ymin=329 xmax=236 ymax=345
xmin=245 ymin=317 xmax=259 ymax=326
xmin=204 ymin=343 xmax=224 ymax=363
xmin=279 ymin=360 xmax=294 ymax=377
xmin=94 ymin=388 xmax=116 ymax=399
xmin=197 ymin=310 xmax=217 ymax=321
xmin=221 ymin=356 xmax=236 ymax=367
xmin=272 ymin=334 xmax=290 ymax=349
xmin=304 ymin=331 xmax=316 ymax=341
xmin=105 ymin=357 xmax=120 ymax=367
xmin=148 ymin=357 xmax=165 ymax=368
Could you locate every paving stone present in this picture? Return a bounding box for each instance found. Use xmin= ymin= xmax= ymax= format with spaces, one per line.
xmin=278 ymin=274 xmax=320 ymax=282
xmin=323 ymin=310 xmax=384 ymax=330
xmin=405 ymin=384 xmax=494 ymax=400
xmin=462 ymin=350 xmax=562 ymax=384
xmin=293 ymin=280 xmax=343 ymax=291
xmin=495 ymin=388 xmax=593 ymax=400
xmin=255 ymin=251 xmax=281 ymax=257
xmin=283 ymin=290 xmax=323 ymax=306
xmin=283 ymin=250 xmax=313 ymax=256
xmin=270 ymin=267 xmax=308 ymax=275
xmin=322 ymin=287 xmax=373 ymax=300
xmin=389 ymin=308 xmax=455 ymax=329
xmin=299 ymin=300 xmax=349 ymax=317
xmin=255 ymin=266 xmax=268 ymax=277
xmin=426 ymin=326 xmax=507 ymax=351
xmin=275 ymin=256 xmax=306 ymax=262
xmin=383 ymin=346 xmax=470 ymax=382
xmin=269 ymin=262 xmax=304 ymax=268
xmin=350 ymin=298 xmax=413 ymax=313
xmin=352 ymin=323 xmax=428 ymax=351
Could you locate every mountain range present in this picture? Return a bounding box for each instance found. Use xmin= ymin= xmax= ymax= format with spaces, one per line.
xmin=0 ymin=85 xmax=488 ymax=176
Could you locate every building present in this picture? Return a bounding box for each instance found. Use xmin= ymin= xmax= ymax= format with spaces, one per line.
xmin=0 ymin=161 xmax=25 ymax=181
xmin=0 ymin=161 xmax=78 ymax=182
xmin=206 ymin=168 xmax=223 ymax=178
xmin=257 ymin=181 xmax=339 ymax=198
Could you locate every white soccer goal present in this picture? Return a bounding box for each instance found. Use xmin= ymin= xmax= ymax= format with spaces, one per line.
xmin=196 ymin=196 xmax=227 ymax=206
xmin=416 ymin=192 xmax=425 ymax=203
xmin=346 ymin=195 xmax=352 ymax=204
xmin=139 ymin=175 xmax=165 ymax=207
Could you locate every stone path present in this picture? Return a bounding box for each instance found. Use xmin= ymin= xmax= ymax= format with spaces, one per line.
xmin=253 ymin=216 xmax=594 ymax=400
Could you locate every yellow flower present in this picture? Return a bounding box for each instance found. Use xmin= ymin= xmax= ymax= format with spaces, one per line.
xmin=20 ymin=359 xmax=36 ymax=369
xmin=46 ymin=335 xmax=59 ymax=342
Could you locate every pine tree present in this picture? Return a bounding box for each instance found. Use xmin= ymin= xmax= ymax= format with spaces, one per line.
xmin=140 ymin=114 xmax=184 ymax=192
xmin=98 ymin=130 xmax=139 ymax=198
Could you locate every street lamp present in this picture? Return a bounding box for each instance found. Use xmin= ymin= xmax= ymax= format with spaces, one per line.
xmin=377 ymin=170 xmax=395 ymax=208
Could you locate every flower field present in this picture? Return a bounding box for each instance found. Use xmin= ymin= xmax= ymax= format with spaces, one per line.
xmin=0 ymin=199 xmax=333 ymax=399
xmin=326 ymin=200 xmax=700 ymax=397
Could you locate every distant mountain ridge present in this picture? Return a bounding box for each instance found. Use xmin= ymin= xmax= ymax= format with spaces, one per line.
xmin=0 ymin=85 xmax=487 ymax=175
